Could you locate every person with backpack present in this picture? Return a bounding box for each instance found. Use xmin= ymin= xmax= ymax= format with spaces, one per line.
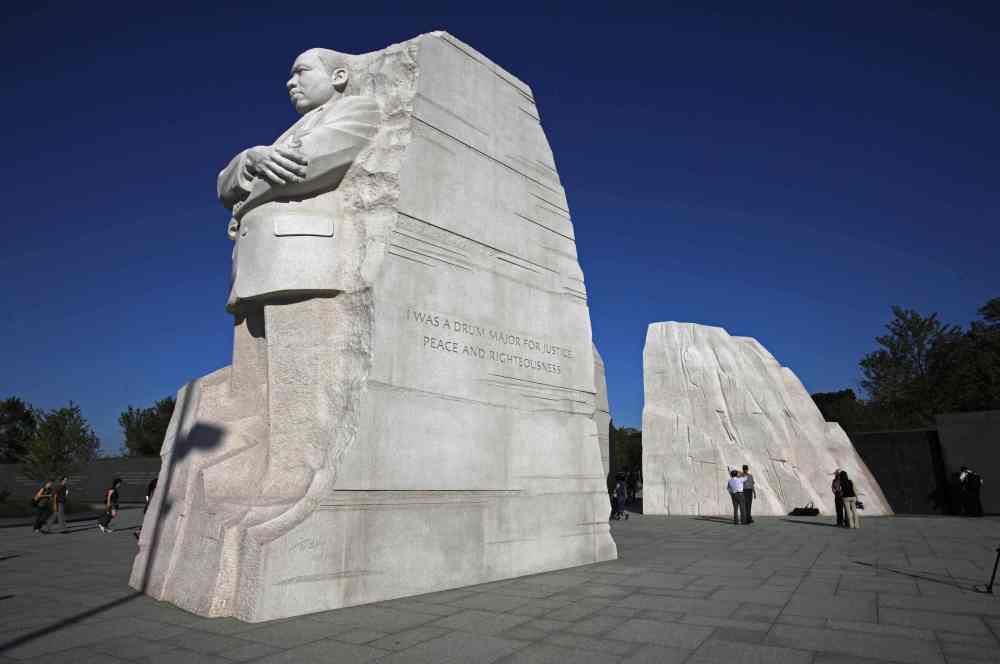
xmin=839 ymin=470 xmax=860 ymax=529
xmin=47 ymin=476 xmax=70 ymax=533
xmin=31 ymin=480 xmax=54 ymax=534
xmin=98 ymin=478 xmax=122 ymax=533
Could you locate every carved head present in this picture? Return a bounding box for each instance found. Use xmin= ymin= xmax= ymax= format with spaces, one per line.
xmin=287 ymin=48 xmax=351 ymax=114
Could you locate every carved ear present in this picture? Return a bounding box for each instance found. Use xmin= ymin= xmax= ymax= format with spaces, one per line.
xmin=332 ymin=67 xmax=349 ymax=92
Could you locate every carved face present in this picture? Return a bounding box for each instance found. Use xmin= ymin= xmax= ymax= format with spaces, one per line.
xmin=286 ymin=51 xmax=346 ymax=114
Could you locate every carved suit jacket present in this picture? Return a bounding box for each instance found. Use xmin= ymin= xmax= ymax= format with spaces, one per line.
xmin=217 ymin=95 xmax=380 ymax=311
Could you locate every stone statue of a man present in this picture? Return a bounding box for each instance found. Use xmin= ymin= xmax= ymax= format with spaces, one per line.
xmin=219 ymin=48 xmax=380 ymax=309
xmin=215 ymin=48 xmax=379 ymax=536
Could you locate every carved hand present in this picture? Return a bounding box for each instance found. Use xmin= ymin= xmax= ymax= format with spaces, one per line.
xmin=245 ymin=144 xmax=309 ymax=186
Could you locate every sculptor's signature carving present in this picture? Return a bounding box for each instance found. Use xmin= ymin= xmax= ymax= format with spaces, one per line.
xmin=290 ymin=537 xmax=322 ymax=554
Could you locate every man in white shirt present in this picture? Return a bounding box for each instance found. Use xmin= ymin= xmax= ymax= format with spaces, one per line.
xmin=727 ymin=470 xmax=746 ymax=525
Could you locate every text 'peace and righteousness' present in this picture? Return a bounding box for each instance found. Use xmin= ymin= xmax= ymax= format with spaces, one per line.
xmin=405 ymin=308 xmax=575 ymax=375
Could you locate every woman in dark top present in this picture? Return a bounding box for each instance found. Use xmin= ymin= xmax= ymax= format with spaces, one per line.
xmin=32 ymin=480 xmax=54 ymax=533
xmin=98 ymin=478 xmax=122 ymax=533
xmin=839 ymin=470 xmax=860 ymax=529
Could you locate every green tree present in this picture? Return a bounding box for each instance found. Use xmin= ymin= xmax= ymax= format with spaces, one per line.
xmin=817 ymin=297 xmax=1000 ymax=432
xmin=859 ymin=306 xmax=959 ymax=428
xmin=119 ymin=396 xmax=175 ymax=456
xmin=934 ymin=297 xmax=1000 ymax=413
xmin=21 ymin=403 xmax=100 ymax=480
xmin=612 ymin=426 xmax=642 ymax=475
xmin=0 ymin=397 xmax=38 ymax=464
xmin=810 ymin=389 xmax=894 ymax=433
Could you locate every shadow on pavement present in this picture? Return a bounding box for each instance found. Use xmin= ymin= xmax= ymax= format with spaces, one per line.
xmin=781 ymin=518 xmax=842 ymax=528
xmin=853 ymin=560 xmax=986 ymax=591
xmin=694 ymin=516 xmax=739 ymax=525
xmin=0 ymin=592 xmax=143 ymax=654
xmin=0 ymin=387 xmax=223 ymax=657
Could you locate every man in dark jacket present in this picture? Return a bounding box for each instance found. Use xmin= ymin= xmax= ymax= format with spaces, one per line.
xmin=959 ymin=467 xmax=984 ymax=517
xmin=741 ymin=465 xmax=756 ymax=524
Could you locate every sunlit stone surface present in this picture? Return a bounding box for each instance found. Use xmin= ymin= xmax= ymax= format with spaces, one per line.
xmin=642 ymin=322 xmax=892 ymax=517
xmin=593 ymin=344 xmax=612 ymax=478
xmin=131 ymin=31 xmax=616 ymax=622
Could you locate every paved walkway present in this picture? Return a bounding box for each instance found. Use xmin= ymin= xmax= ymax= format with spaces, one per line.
xmin=2 ymin=511 xmax=999 ymax=663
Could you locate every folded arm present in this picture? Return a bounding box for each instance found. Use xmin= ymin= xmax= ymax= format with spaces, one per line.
xmin=225 ymin=96 xmax=380 ymax=220
xmin=217 ymin=151 xmax=255 ymax=210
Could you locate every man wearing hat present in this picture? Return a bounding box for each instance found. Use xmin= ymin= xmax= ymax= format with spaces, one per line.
xmin=832 ymin=469 xmax=845 ymax=527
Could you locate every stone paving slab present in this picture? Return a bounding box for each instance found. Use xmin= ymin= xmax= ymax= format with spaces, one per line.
xmin=2 ymin=510 xmax=1000 ymax=662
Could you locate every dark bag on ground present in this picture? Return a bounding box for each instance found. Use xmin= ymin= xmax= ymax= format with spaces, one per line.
xmin=789 ymin=502 xmax=820 ymax=517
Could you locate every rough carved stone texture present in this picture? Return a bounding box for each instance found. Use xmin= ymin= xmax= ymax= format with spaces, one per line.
xmin=593 ymin=344 xmax=612 ymax=478
xmin=642 ymin=322 xmax=892 ymax=517
xmin=131 ymin=32 xmax=616 ymax=622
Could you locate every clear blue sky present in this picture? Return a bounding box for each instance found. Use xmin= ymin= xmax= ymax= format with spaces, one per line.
xmin=2 ymin=2 xmax=997 ymax=453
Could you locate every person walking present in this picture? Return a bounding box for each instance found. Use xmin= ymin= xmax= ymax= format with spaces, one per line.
xmin=135 ymin=476 xmax=159 ymax=540
xmin=839 ymin=471 xmax=860 ymax=529
xmin=98 ymin=478 xmax=122 ymax=533
xmin=626 ymin=469 xmax=638 ymax=505
xmin=959 ymin=467 xmax=984 ymax=517
xmin=741 ymin=465 xmax=756 ymax=524
xmin=144 ymin=477 xmax=158 ymax=515
xmin=612 ymin=478 xmax=629 ymax=520
xmin=727 ymin=470 xmax=746 ymax=525
xmin=832 ymin=469 xmax=845 ymax=527
xmin=47 ymin=476 xmax=70 ymax=532
xmin=31 ymin=480 xmax=54 ymax=534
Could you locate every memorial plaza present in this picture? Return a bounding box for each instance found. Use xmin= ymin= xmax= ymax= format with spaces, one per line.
xmin=2 ymin=510 xmax=999 ymax=663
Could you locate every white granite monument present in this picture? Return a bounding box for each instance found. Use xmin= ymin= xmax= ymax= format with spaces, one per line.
xmin=593 ymin=344 xmax=612 ymax=478
xmin=642 ymin=322 xmax=892 ymax=517
xmin=131 ymin=31 xmax=616 ymax=622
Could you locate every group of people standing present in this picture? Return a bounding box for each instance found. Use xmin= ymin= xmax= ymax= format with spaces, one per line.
xmin=726 ymin=465 xmax=756 ymax=524
xmin=832 ymin=469 xmax=861 ymax=528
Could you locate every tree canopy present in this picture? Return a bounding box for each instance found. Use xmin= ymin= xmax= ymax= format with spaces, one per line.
xmin=21 ymin=402 xmax=100 ymax=480
xmin=0 ymin=397 xmax=37 ymax=464
xmin=813 ymin=296 xmax=1000 ymax=431
xmin=119 ymin=396 xmax=175 ymax=456
xmin=612 ymin=426 xmax=642 ymax=476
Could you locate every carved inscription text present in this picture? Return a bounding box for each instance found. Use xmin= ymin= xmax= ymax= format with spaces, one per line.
xmin=405 ymin=308 xmax=575 ymax=375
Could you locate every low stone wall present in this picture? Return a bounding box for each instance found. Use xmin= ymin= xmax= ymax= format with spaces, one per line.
xmin=849 ymin=429 xmax=947 ymax=514
xmin=936 ymin=410 xmax=1000 ymax=515
xmin=0 ymin=457 xmax=161 ymax=505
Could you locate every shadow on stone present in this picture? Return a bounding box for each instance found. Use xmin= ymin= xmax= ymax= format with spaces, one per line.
xmin=135 ymin=387 xmax=224 ymax=594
